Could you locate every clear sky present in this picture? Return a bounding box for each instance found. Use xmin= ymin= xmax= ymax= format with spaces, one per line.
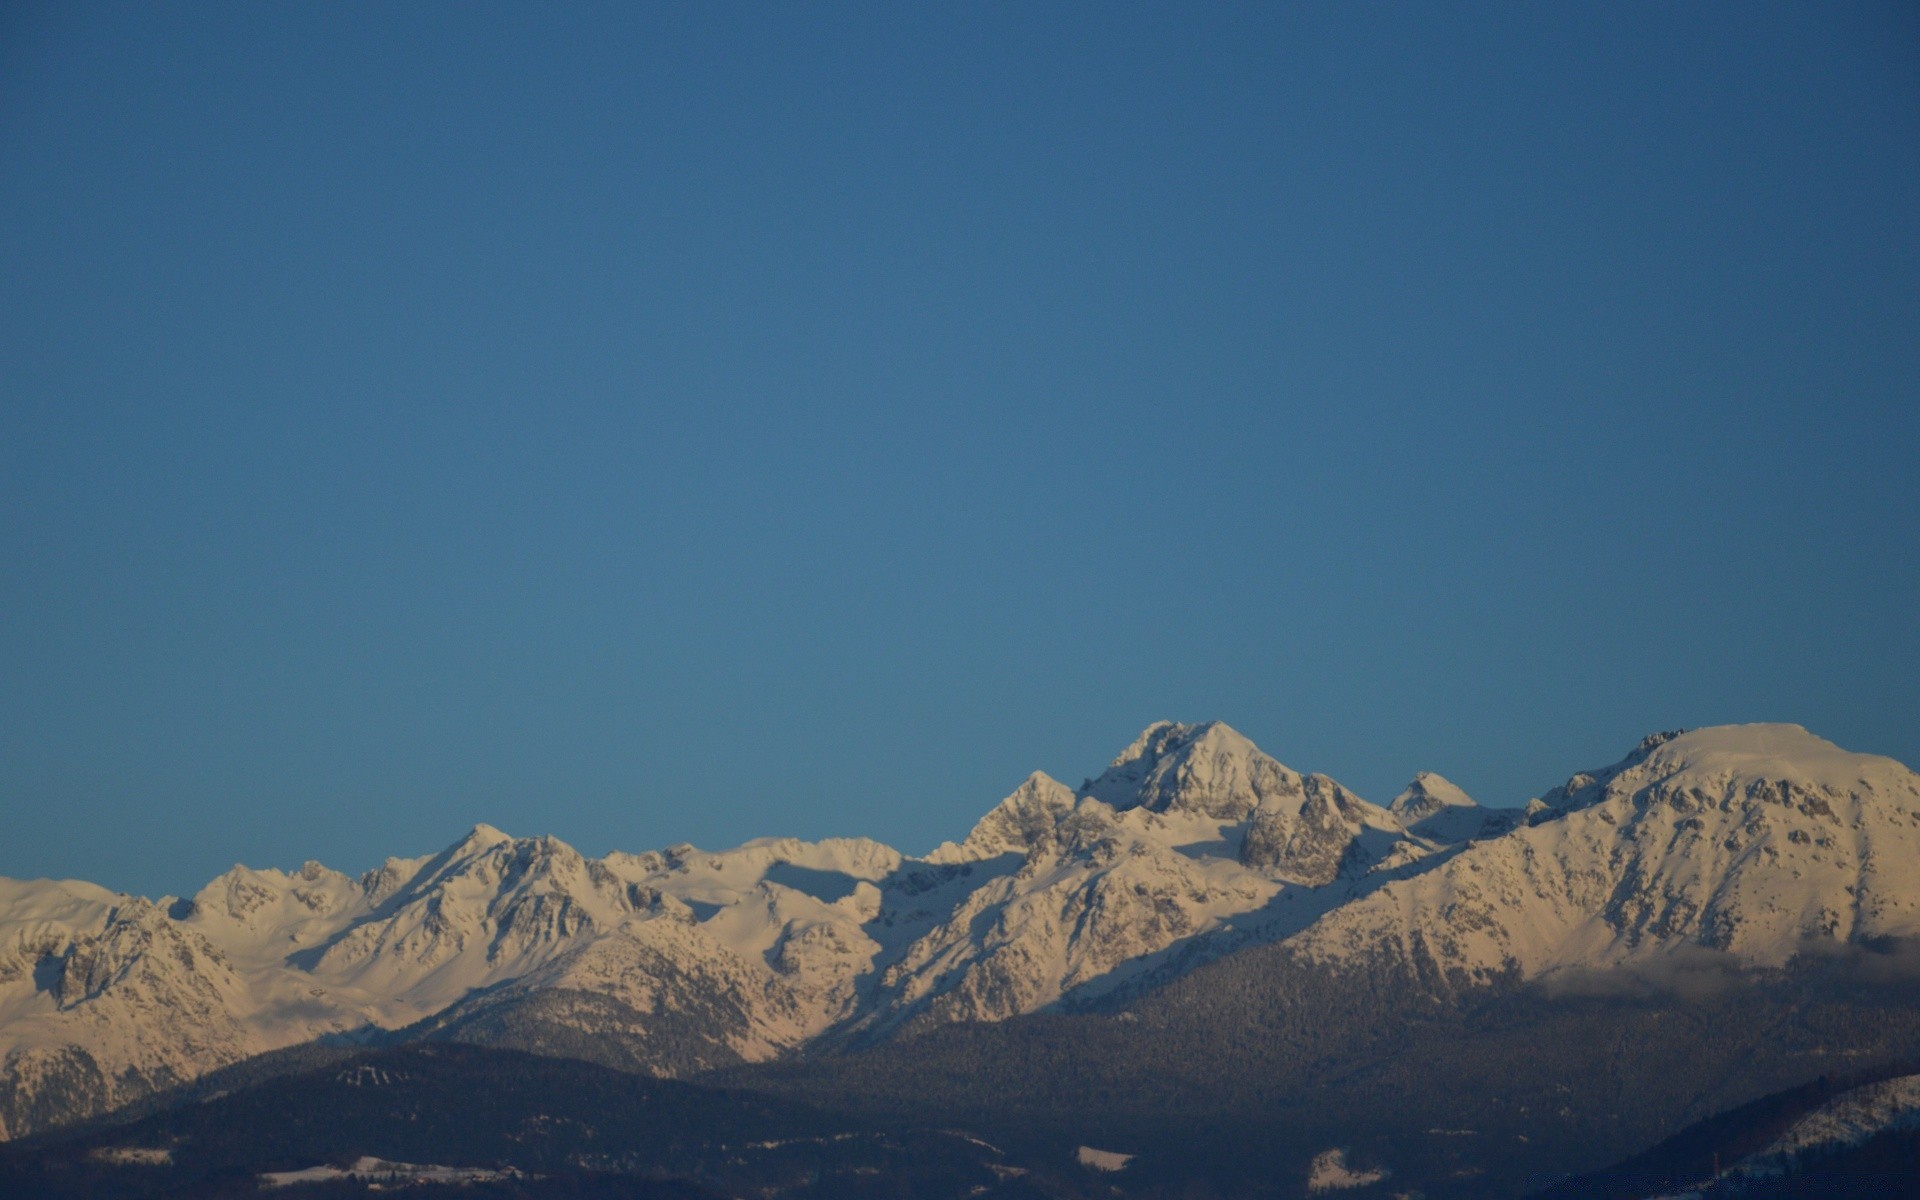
xmin=3 ymin=3 xmax=1916 ymax=899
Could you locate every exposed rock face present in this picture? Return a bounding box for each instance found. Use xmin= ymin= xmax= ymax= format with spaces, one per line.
xmin=5 ymin=720 xmax=1918 ymax=1143
xmin=1241 ymin=776 xmax=1379 ymax=884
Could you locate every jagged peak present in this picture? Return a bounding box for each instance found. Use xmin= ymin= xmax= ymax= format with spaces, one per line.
xmin=1386 ymin=773 xmax=1517 ymax=844
xmin=1634 ymin=728 xmax=1690 ymax=755
xmin=1002 ymin=771 xmax=1076 ymax=816
xmin=1079 ymin=720 xmax=1301 ymax=820
xmin=458 ymin=823 xmax=514 ymax=851
xmin=1390 ymin=772 xmax=1477 ymax=818
xmin=198 ymin=858 xmax=351 ymax=892
xmin=188 ymin=863 xmax=286 ymax=911
xmin=931 ymin=771 xmax=1077 ymax=862
xmin=1100 ymin=720 xmax=1262 ymax=772
xmin=1010 ymin=769 xmax=1073 ymax=800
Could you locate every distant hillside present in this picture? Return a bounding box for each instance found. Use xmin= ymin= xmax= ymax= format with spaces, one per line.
xmin=734 ymin=942 xmax=1920 ymax=1197
xmin=1540 ymin=1063 xmax=1920 ymax=1199
xmin=0 ymin=1042 xmax=1086 ymax=1199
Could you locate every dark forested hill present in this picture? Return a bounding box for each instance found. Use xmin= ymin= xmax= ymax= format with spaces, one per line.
xmin=1538 ymin=1063 xmax=1920 ymax=1200
xmin=728 ymin=940 xmax=1920 ymax=1198
xmin=0 ymin=1043 xmax=1091 ymax=1200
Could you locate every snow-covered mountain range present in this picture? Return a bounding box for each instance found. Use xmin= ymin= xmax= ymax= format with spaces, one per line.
xmin=4 ymin=720 xmax=1916 ymax=1141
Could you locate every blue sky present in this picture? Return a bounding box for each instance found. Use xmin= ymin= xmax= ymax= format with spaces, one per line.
xmin=3 ymin=3 xmax=1916 ymax=899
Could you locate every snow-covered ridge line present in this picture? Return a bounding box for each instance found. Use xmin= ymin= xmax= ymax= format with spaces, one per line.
xmin=1734 ymin=1073 xmax=1920 ymax=1180
xmin=4 ymin=721 xmax=1916 ymax=1143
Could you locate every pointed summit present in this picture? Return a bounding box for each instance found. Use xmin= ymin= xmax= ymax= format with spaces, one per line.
xmin=455 ymin=823 xmax=514 ymax=852
xmin=1389 ymin=773 xmax=1477 ymax=824
xmin=931 ymin=772 xmax=1076 ymax=862
xmin=1080 ymin=721 xmax=1304 ymax=821
xmin=1389 ymin=773 xmax=1518 ymax=843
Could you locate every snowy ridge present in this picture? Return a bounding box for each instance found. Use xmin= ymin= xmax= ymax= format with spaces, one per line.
xmin=3 ymin=720 xmax=1915 ymax=1140
xmin=1733 ymin=1073 xmax=1920 ymax=1180
xmin=1642 ymin=1071 xmax=1920 ymax=1197
xmin=1289 ymin=724 xmax=1920 ymax=983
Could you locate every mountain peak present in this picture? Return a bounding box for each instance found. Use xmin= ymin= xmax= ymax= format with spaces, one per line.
xmin=1636 ymin=723 xmax=1910 ymax=792
xmin=457 ymin=824 xmax=514 ymax=851
xmin=1387 ymin=772 xmax=1512 ymax=843
xmin=1537 ymin=723 xmax=1917 ymax=817
xmin=932 ymin=771 xmax=1076 ymax=861
xmin=1115 ymin=720 xmax=1254 ymax=763
xmin=1079 ymin=720 xmax=1301 ymax=820
xmin=1390 ymin=773 xmax=1477 ymax=819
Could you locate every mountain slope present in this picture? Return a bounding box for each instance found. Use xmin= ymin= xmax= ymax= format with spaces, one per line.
xmin=1539 ymin=1062 xmax=1920 ymax=1200
xmin=862 ymin=721 xmax=1426 ymax=1031
xmin=2 ymin=720 xmax=1433 ymax=1136
xmin=5 ymin=718 xmax=1919 ymax=1160
xmin=1291 ymin=725 xmax=1920 ymax=984
xmin=712 ymin=727 xmax=1920 ymax=1195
